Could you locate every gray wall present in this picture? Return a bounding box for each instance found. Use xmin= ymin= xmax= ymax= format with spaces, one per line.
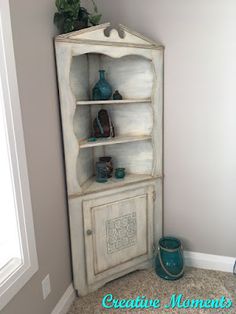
xmin=96 ymin=0 xmax=236 ymax=257
xmin=2 ymin=0 xmax=72 ymax=313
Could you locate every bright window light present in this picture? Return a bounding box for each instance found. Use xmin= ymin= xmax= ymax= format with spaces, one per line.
xmin=0 ymin=72 xmax=22 ymax=272
xmin=0 ymin=1 xmax=38 ymax=309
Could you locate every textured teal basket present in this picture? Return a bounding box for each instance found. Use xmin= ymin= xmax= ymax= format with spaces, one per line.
xmin=155 ymin=237 xmax=184 ymax=280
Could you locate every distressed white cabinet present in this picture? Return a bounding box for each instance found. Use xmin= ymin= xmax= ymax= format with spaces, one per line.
xmin=83 ymin=186 xmax=154 ymax=285
xmin=55 ymin=23 xmax=164 ymax=295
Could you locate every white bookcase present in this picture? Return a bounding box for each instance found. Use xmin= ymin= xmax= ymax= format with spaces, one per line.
xmin=55 ymin=23 xmax=164 ymax=295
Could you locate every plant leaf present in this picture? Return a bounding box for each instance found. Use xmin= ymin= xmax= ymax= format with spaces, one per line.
xmin=89 ymin=14 xmax=102 ymax=26
xmin=55 ymin=0 xmax=80 ymax=16
xmin=64 ymin=18 xmax=75 ymax=32
xmin=55 ymin=0 xmax=66 ymax=12
xmin=54 ymin=12 xmax=65 ymax=32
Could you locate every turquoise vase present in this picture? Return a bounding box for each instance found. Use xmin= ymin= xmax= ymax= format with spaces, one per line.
xmin=96 ymin=161 xmax=108 ymax=183
xmin=115 ymin=168 xmax=126 ymax=179
xmin=92 ymin=70 xmax=112 ymax=101
xmin=155 ymin=237 xmax=184 ymax=280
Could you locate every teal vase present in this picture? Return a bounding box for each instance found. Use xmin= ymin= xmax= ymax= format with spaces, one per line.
xmin=96 ymin=161 xmax=108 ymax=183
xmin=155 ymin=237 xmax=184 ymax=280
xmin=115 ymin=168 xmax=126 ymax=179
xmin=92 ymin=70 xmax=112 ymax=100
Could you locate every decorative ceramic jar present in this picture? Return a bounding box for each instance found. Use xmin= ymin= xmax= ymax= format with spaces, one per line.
xmin=99 ymin=157 xmax=113 ymax=178
xmin=93 ymin=109 xmax=115 ymax=138
xmin=113 ymin=90 xmax=123 ymax=100
xmin=115 ymin=168 xmax=126 ymax=179
xmin=96 ymin=161 xmax=108 ymax=183
xmin=92 ymin=70 xmax=112 ymax=100
xmin=155 ymin=237 xmax=184 ymax=280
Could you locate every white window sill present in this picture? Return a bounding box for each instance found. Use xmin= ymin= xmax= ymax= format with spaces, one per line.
xmin=0 ymin=258 xmax=22 ymax=287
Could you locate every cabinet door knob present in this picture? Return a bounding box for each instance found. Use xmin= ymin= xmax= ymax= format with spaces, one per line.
xmin=86 ymin=229 xmax=93 ymax=236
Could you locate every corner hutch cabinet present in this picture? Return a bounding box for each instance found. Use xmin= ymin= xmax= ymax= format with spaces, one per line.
xmin=55 ymin=23 xmax=164 ymax=296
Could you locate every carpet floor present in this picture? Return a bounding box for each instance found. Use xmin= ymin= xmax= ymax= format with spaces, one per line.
xmin=68 ymin=268 xmax=236 ymax=313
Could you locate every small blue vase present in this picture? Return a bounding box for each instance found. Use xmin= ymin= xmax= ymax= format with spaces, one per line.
xmin=92 ymin=70 xmax=112 ymax=101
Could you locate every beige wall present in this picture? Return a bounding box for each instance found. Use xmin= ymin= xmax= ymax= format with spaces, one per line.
xmin=96 ymin=0 xmax=236 ymax=257
xmin=2 ymin=0 xmax=72 ymax=313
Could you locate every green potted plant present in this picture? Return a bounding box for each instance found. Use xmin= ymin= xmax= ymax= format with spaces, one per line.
xmin=54 ymin=0 xmax=102 ymax=34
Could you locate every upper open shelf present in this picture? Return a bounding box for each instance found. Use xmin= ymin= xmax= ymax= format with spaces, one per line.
xmin=70 ymin=54 xmax=154 ymax=102
xmin=79 ymin=135 xmax=152 ymax=149
xmin=76 ymin=99 xmax=151 ymax=106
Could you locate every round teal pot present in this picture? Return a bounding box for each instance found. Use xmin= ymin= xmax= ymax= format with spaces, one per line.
xmin=115 ymin=168 xmax=126 ymax=179
xmin=155 ymin=237 xmax=184 ymax=280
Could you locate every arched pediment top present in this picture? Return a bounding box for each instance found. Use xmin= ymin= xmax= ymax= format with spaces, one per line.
xmin=55 ymin=23 xmax=163 ymax=49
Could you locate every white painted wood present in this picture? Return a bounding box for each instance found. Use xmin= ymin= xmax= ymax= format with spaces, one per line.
xmin=51 ymin=284 xmax=75 ymax=314
xmin=68 ymin=197 xmax=89 ymax=294
xmin=184 ymin=251 xmax=235 ymax=273
xmin=101 ymin=55 xmax=154 ymax=99
xmin=55 ymin=23 xmax=163 ymax=296
xmin=57 ymin=23 xmax=111 ymax=40
xmin=70 ymin=54 xmax=89 ymax=100
xmin=71 ymin=44 xmax=154 ymax=61
xmin=71 ymin=174 xmax=159 ymax=197
xmin=119 ymin=24 xmax=162 ymax=47
xmin=154 ymin=179 xmax=163 ymax=243
xmin=76 ymin=99 xmax=151 ymax=105
xmin=151 ymin=50 xmax=164 ymax=176
xmin=56 ymin=23 xmax=163 ymax=50
xmin=103 ymin=103 xmax=153 ymax=137
xmin=105 ymin=141 xmax=153 ymax=175
xmin=68 ymin=181 xmax=161 ymax=296
xmin=55 ymin=43 xmax=81 ymax=194
xmin=74 ymin=106 xmax=93 ymax=186
xmin=78 ymin=260 xmax=152 ymax=296
xmin=79 ymin=135 xmax=152 ymax=148
xmin=76 ymin=148 xmax=94 ymax=187
xmin=83 ymin=186 xmax=154 ymax=284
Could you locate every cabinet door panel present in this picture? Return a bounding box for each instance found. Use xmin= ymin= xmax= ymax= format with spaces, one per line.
xmin=83 ymin=186 xmax=154 ymax=284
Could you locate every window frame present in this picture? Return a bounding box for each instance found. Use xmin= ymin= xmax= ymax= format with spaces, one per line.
xmin=0 ymin=0 xmax=38 ymax=310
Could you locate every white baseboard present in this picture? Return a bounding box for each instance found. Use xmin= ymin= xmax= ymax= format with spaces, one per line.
xmin=51 ymin=284 xmax=76 ymax=314
xmin=184 ymin=251 xmax=235 ymax=273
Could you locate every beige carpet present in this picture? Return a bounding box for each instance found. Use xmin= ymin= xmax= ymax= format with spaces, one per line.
xmin=68 ymin=268 xmax=236 ymax=313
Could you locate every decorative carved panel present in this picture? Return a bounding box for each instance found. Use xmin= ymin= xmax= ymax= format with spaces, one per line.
xmin=106 ymin=212 xmax=137 ymax=254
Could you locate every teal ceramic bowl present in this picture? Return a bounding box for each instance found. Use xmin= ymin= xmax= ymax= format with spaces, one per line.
xmin=115 ymin=168 xmax=126 ymax=179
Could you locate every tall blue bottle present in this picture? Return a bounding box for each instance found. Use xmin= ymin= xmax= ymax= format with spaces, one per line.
xmin=92 ymin=70 xmax=112 ymax=100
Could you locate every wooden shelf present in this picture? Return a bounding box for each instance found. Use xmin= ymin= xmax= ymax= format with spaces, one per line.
xmin=70 ymin=174 xmax=160 ymax=198
xmin=79 ymin=135 xmax=152 ymax=149
xmin=76 ymin=99 xmax=151 ymax=106
xmin=56 ymin=23 xmax=163 ymax=294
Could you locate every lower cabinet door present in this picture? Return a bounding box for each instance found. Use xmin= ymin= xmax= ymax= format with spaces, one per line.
xmin=83 ymin=185 xmax=154 ymax=284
